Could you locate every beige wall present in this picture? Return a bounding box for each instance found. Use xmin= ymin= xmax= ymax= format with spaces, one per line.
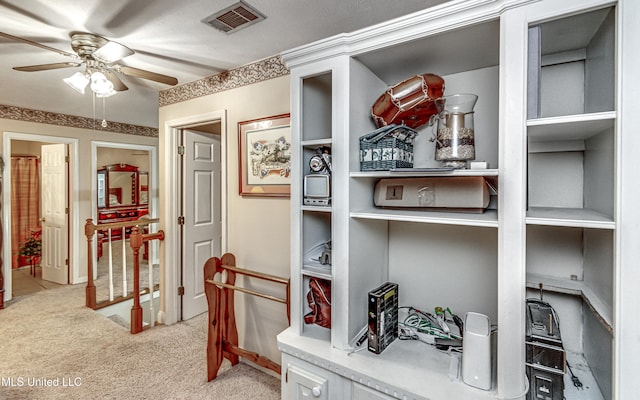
xmin=11 ymin=140 xmax=47 ymax=156
xmin=159 ymin=75 xmax=291 ymax=368
xmin=0 ymin=118 xmax=158 ymax=285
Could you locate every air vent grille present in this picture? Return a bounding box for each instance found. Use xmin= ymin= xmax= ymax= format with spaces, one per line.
xmin=202 ymin=1 xmax=265 ymax=34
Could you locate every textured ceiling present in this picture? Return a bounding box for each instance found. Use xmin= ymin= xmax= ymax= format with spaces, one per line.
xmin=0 ymin=0 xmax=450 ymax=128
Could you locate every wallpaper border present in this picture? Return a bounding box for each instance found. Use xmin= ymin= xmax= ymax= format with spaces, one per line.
xmin=159 ymin=55 xmax=289 ymax=107
xmin=0 ymin=104 xmax=158 ymax=137
xmin=0 ymin=55 xmax=290 ymax=137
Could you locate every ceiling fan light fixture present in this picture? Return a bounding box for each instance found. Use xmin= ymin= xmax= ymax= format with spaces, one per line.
xmin=90 ymin=71 xmax=114 ymax=95
xmin=63 ymin=71 xmax=89 ymax=94
xmin=95 ymin=88 xmax=117 ymax=98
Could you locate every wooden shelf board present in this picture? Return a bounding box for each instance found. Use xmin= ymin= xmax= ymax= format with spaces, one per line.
xmin=302 ymin=205 xmax=332 ymax=213
xmin=350 ymin=169 xmax=499 ymax=178
xmin=302 ymin=138 xmax=333 ymax=147
xmin=302 ymin=266 xmax=332 ymax=280
xmin=526 ymin=207 xmax=615 ymax=229
xmin=351 ymin=208 xmax=498 ymax=228
xmin=300 ymin=323 xmax=332 ymax=342
xmin=564 ymin=351 xmax=606 ymax=400
xmin=527 ymin=112 xmax=615 ymax=142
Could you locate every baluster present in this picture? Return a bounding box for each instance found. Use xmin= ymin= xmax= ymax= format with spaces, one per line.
xmin=148 ymin=229 xmax=155 ymax=328
xmin=122 ymin=226 xmax=127 ymax=297
xmin=84 ymin=219 xmax=97 ymax=309
xmin=108 ymin=228 xmax=114 ymax=302
xmin=130 ymin=227 xmax=143 ymax=334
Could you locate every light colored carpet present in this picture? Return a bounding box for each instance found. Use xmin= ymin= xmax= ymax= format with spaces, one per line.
xmin=0 ymin=283 xmax=281 ymax=399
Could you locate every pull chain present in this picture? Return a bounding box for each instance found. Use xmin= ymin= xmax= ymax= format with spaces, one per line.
xmin=101 ymin=96 xmax=107 ymax=128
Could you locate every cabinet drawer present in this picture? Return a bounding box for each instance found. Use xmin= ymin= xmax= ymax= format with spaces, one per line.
xmin=352 ymin=383 xmax=396 ymax=400
xmin=99 ymin=212 xmax=117 ymax=220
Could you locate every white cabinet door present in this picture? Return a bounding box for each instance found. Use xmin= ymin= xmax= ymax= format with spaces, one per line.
xmin=286 ymin=365 xmax=328 ymax=400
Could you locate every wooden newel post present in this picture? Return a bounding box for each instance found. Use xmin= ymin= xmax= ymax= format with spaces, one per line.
xmin=130 ymin=226 xmax=143 ymax=334
xmin=85 ymin=219 xmax=97 ymax=309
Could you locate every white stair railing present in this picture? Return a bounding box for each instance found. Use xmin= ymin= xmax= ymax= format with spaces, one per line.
xmin=85 ymin=218 xmax=162 ymax=327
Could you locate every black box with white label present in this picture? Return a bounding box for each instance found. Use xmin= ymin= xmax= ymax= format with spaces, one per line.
xmin=368 ymin=282 xmax=399 ymax=354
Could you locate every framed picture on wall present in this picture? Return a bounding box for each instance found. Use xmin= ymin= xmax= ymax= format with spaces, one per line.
xmin=238 ymin=114 xmax=291 ymax=197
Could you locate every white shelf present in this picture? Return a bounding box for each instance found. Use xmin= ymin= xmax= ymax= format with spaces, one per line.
xmin=302 ymin=253 xmax=332 ymax=279
xmin=302 ymin=205 xmax=332 ymax=213
xmin=301 ymin=323 xmax=332 ymax=342
xmin=526 ymin=273 xmax=613 ymax=334
xmin=350 ymin=169 xmax=499 ymax=178
xmin=527 ymin=112 xmax=615 ymax=142
xmin=302 ymin=241 xmax=332 ymax=279
xmin=301 ymin=268 xmax=332 ymax=281
xmin=526 ymin=207 xmax=614 ymax=229
xmin=351 ymin=208 xmax=498 ymax=228
xmin=278 ymin=327 xmax=496 ymax=400
xmin=302 ymin=138 xmax=333 ymax=147
xmin=564 ymin=351 xmax=606 ymax=400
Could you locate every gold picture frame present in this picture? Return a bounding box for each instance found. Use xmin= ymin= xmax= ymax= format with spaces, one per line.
xmin=238 ymin=114 xmax=291 ymax=197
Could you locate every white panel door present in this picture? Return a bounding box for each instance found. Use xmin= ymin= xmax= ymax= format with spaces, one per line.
xmin=40 ymin=143 xmax=68 ymax=284
xmin=182 ymin=129 xmax=221 ymax=320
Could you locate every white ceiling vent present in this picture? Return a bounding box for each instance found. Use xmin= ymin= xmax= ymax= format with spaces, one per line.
xmin=202 ymin=1 xmax=266 ymax=34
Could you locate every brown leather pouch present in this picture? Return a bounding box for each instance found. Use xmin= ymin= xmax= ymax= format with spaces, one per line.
xmin=303 ymin=278 xmax=331 ymax=328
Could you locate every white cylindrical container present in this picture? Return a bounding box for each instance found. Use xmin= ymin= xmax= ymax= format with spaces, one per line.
xmin=462 ymin=312 xmax=491 ymax=390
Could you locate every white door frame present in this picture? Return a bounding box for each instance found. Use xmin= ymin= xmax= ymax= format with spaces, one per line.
xmin=90 ymin=141 xmax=159 ymax=273
xmin=2 ymin=132 xmax=79 ymax=303
xmin=159 ymin=110 xmax=227 ymax=325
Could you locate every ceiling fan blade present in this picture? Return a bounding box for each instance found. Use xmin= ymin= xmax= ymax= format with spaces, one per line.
xmin=13 ymin=62 xmax=81 ymax=72
xmin=117 ymin=65 xmax=178 ymax=86
xmin=93 ymin=40 xmax=134 ymax=64
xmin=0 ymin=31 xmax=78 ymax=58
xmin=102 ymin=70 xmax=128 ymax=92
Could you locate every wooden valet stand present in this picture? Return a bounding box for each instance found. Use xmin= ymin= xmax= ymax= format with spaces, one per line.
xmin=203 ymin=253 xmax=289 ymax=381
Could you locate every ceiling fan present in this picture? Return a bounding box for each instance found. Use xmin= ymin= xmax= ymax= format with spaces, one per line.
xmin=0 ymin=31 xmax=178 ymax=95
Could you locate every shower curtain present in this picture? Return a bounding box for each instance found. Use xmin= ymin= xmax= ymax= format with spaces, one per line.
xmin=11 ymin=156 xmax=40 ymax=269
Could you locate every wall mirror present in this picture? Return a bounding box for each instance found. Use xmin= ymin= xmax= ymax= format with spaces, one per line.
xmin=97 ymin=163 xmax=140 ymax=208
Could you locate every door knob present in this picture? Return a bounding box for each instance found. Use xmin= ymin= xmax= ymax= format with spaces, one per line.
xmin=312 ymin=386 xmax=321 ymax=397
xmin=39 ymin=217 xmax=46 ymax=223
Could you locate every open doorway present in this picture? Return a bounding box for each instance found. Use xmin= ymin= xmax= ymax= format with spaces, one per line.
xmin=2 ymin=133 xmax=79 ymax=303
xmin=90 ymin=142 xmax=157 ymax=301
xmin=160 ymin=110 xmax=227 ymax=325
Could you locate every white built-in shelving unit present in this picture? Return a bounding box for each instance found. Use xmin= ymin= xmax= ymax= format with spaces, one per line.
xmin=277 ymin=0 xmax=640 ymax=399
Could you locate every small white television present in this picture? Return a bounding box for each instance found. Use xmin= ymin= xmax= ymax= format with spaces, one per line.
xmin=304 ymin=174 xmax=331 ymax=206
